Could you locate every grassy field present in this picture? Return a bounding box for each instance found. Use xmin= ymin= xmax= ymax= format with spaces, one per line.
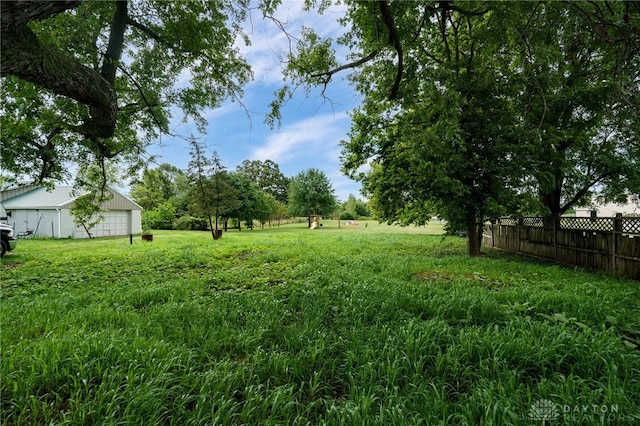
xmin=2 ymin=222 xmax=639 ymax=425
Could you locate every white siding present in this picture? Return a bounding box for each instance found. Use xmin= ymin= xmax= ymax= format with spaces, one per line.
xmin=131 ymin=210 xmax=142 ymax=234
xmin=8 ymin=209 xmax=60 ymax=238
xmin=60 ymin=209 xmax=78 ymax=238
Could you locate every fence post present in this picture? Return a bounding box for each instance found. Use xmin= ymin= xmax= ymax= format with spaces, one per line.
xmin=491 ymin=218 xmax=495 ymax=248
xmin=517 ymin=217 xmax=523 ymax=253
xmin=612 ymin=213 xmax=622 ymax=275
xmin=553 ymin=216 xmax=559 ymax=261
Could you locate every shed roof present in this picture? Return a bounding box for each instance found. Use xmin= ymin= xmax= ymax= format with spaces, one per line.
xmin=1 ymin=186 xmax=142 ymax=210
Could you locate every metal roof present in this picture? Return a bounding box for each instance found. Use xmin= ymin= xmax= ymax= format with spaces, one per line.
xmin=1 ymin=186 xmax=142 ymax=210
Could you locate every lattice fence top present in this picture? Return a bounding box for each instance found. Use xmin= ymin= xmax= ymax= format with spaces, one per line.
xmin=498 ymin=217 xmax=518 ymax=226
xmin=522 ymin=217 xmax=544 ymax=227
xmin=560 ymin=217 xmax=614 ymax=232
xmin=494 ymin=216 xmax=640 ymax=235
xmin=624 ymin=218 xmax=640 ymax=234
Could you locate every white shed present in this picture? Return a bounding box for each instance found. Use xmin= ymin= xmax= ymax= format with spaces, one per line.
xmin=0 ymin=186 xmax=142 ymax=238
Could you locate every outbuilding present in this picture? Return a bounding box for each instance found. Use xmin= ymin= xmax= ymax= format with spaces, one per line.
xmin=0 ymin=186 xmax=142 ymax=238
xmin=575 ymin=195 xmax=640 ymax=217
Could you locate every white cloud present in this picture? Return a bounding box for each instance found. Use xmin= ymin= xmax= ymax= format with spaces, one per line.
xmin=248 ymin=110 xmax=363 ymax=201
xmin=250 ymin=112 xmax=349 ymax=164
xmin=174 ymin=68 xmax=192 ymax=89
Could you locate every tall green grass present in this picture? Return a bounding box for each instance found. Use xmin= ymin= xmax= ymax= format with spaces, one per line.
xmin=2 ymin=223 xmax=639 ymax=425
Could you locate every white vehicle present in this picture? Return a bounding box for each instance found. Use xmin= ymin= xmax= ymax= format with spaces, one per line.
xmin=1 ymin=223 xmax=17 ymax=258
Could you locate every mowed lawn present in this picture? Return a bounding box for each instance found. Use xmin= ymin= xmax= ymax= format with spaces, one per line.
xmin=1 ymin=222 xmax=639 ymax=425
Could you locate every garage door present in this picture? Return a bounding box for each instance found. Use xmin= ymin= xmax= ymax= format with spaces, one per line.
xmin=88 ymin=210 xmax=130 ymax=237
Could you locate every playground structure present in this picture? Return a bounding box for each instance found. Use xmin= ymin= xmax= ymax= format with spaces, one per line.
xmin=310 ymin=215 xmax=322 ymax=229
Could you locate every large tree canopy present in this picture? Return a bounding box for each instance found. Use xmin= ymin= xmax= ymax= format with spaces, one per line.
xmin=287 ymin=168 xmax=337 ymax=224
xmin=130 ymin=163 xmax=185 ymax=211
xmin=1 ymin=0 xmax=251 ymax=185
xmin=236 ymin=159 xmax=290 ymax=203
xmin=226 ymin=172 xmax=271 ymax=231
xmin=511 ymin=1 xmax=640 ymax=216
xmin=271 ymin=0 xmax=640 ymax=255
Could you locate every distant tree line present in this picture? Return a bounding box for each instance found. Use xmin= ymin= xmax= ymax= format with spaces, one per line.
xmin=132 ymin=158 xmax=289 ymax=234
xmin=131 ymin=145 xmax=368 ymax=237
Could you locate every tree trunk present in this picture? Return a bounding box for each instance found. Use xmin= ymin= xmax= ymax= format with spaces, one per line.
xmin=540 ymin=186 xmax=563 ymax=218
xmin=466 ymin=225 xmax=482 ymax=257
xmin=82 ymin=223 xmax=94 ymax=239
xmin=207 ymin=214 xmax=217 ymax=240
xmin=538 ymin=160 xmax=565 ymax=217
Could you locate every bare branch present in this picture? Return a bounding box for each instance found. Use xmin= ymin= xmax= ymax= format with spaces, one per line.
xmin=263 ymin=14 xmax=299 ymax=54
xmin=117 ymin=64 xmax=165 ymax=131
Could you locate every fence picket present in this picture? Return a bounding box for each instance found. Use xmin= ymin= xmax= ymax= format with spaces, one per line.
xmin=482 ymin=215 xmax=640 ymax=280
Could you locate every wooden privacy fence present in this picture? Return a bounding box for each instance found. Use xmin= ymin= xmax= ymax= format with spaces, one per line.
xmin=482 ymin=214 xmax=640 ymax=280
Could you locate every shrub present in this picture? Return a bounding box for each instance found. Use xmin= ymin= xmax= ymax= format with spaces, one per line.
xmin=340 ymin=211 xmax=355 ymax=220
xmin=174 ymin=215 xmax=207 ymax=230
xmin=142 ymin=201 xmax=176 ymax=230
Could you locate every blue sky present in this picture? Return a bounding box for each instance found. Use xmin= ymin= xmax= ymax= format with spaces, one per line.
xmin=146 ymin=2 xmax=363 ymax=202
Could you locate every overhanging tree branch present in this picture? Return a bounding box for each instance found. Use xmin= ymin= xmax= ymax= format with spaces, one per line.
xmin=127 ymin=15 xmax=251 ymax=124
xmin=560 ymin=173 xmax=607 ymax=215
xmin=378 ymin=0 xmax=403 ymax=100
xmin=1 ymin=2 xmax=118 ymax=141
xmin=101 ymin=0 xmax=127 ymax=84
xmin=127 ymin=17 xmax=172 ymax=48
xmin=309 ymin=49 xmax=380 ymax=95
xmin=117 ymin=64 xmax=165 ymax=131
xmin=0 ymin=0 xmax=82 ymax=29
